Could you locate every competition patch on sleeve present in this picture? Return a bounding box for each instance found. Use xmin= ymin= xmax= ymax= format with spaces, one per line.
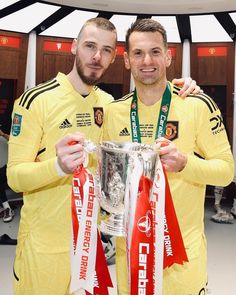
xmin=165 ymin=121 xmax=178 ymax=141
xmin=93 ymin=107 xmax=104 ymax=127
xmin=11 ymin=113 xmax=22 ymax=136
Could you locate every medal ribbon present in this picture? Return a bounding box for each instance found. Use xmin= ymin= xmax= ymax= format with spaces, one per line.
xmin=70 ymin=166 xmax=113 ymax=295
xmin=130 ymin=82 xmax=172 ymax=143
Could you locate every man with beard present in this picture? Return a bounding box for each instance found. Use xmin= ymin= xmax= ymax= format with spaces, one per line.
xmin=7 ymin=17 xmax=201 ymax=295
xmin=7 ymin=17 xmax=117 ymax=295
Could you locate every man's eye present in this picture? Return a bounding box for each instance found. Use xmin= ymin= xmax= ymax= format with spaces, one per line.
xmin=103 ymin=48 xmax=112 ymax=54
xmin=153 ymin=50 xmax=160 ymax=55
xmin=86 ymin=44 xmax=95 ymax=49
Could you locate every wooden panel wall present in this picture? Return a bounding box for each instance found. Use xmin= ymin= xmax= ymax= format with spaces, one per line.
xmin=191 ymin=43 xmax=235 ymax=144
xmin=0 ymin=31 xmax=28 ymax=97
xmin=167 ymin=44 xmax=183 ymax=81
xmin=36 ymin=36 xmax=74 ymax=84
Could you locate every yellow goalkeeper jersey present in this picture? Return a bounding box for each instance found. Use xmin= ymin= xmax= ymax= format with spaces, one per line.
xmin=103 ymin=82 xmax=234 ymax=294
xmin=7 ymin=72 xmax=113 ymax=253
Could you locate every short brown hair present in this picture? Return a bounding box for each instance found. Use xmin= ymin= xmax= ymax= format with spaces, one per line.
xmin=125 ymin=18 xmax=167 ymax=51
xmin=78 ymin=17 xmax=117 ymax=40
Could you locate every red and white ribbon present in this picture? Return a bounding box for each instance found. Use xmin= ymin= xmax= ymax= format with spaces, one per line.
xmin=70 ymin=166 xmax=113 ymax=295
xmin=124 ymin=154 xmax=143 ymax=286
xmin=151 ymin=158 xmax=166 ymax=295
xmin=125 ymin=156 xmax=188 ymax=295
xmin=162 ymin=167 xmax=188 ymax=268
xmin=130 ymin=175 xmax=154 ymax=294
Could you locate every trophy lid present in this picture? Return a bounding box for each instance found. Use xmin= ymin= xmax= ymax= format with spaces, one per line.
xmin=101 ymin=141 xmax=159 ymax=154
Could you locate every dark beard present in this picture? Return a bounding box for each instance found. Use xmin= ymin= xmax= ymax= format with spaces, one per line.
xmin=75 ymin=56 xmax=103 ymax=86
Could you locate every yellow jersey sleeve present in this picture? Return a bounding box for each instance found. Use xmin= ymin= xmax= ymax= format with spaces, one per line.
xmin=179 ymin=94 xmax=234 ymax=186
xmin=7 ymin=96 xmax=60 ymax=193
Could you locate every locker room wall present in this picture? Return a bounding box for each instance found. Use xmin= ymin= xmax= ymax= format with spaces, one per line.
xmin=190 ymin=42 xmax=235 ymax=145
xmin=0 ymin=31 xmax=28 ymax=136
xmin=0 ymin=31 xmax=28 ymax=97
xmin=36 ymin=36 xmax=74 ymax=84
xmin=167 ymin=43 xmax=183 ymax=81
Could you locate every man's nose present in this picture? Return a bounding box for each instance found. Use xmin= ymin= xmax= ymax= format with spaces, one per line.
xmin=93 ymin=50 xmax=102 ymax=61
xmin=143 ymin=53 xmax=152 ymax=64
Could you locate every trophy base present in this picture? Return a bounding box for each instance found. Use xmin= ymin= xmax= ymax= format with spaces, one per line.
xmin=100 ymin=213 xmax=125 ymax=237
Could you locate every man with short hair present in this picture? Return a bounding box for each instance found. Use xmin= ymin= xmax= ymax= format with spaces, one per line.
xmin=7 ymin=17 xmax=117 ymax=295
xmin=102 ymin=18 xmax=234 ymax=294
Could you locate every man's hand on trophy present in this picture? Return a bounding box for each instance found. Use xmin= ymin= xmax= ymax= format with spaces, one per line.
xmin=55 ymin=132 xmax=86 ymax=175
xmin=156 ymin=137 xmax=187 ymax=173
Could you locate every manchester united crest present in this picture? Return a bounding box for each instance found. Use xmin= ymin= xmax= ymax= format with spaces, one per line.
xmin=93 ymin=107 xmax=104 ymax=127
xmin=165 ymin=121 xmax=178 ymax=141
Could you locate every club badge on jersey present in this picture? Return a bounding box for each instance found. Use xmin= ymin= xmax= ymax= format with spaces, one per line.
xmin=165 ymin=121 xmax=178 ymax=141
xmin=93 ymin=107 xmax=104 ymax=127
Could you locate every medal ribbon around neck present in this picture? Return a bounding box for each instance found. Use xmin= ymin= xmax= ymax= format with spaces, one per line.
xmin=130 ymin=82 xmax=172 ymax=143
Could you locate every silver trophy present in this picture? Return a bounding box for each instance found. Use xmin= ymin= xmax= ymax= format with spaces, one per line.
xmin=95 ymin=141 xmax=159 ymax=237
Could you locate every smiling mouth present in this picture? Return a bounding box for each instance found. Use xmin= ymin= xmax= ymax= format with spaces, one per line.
xmin=141 ymin=68 xmax=156 ymax=73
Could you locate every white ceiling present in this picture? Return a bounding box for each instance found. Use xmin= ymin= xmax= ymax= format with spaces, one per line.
xmin=46 ymin=0 xmax=236 ymax=15
xmin=0 ymin=1 xmax=235 ymax=42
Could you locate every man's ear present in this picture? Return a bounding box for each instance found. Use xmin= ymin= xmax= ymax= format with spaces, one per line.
xmin=71 ymin=39 xmax=77 ymax=55
xmin=166 ymin=49 xmax=172 ymax=68
xmin=123 ymin=51 xmax=130 ymax=70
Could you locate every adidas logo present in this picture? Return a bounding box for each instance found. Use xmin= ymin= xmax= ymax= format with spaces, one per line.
xmin=59 ymin=119 xmax=72 ymax=129
xmin=119 ymin=127 xmax=130 ymax=136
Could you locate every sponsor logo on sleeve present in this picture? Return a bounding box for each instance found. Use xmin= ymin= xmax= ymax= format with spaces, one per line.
xmin=11 ymin=113 xmax=22 ymax=136
xmin=210 ymin=114 xmax=225 ymax=135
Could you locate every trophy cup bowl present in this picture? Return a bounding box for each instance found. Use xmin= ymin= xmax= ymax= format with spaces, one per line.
xmin=96 ymin=141 xmax=159 ymax=237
